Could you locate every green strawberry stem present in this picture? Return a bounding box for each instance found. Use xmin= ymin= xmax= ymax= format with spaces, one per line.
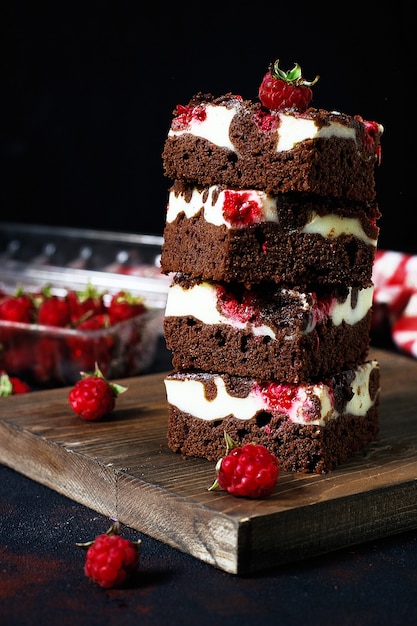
xmin=77 ymin=281 xmax=105 ymax=302
xmin=0 ymin=373 xmax=13 ymax=397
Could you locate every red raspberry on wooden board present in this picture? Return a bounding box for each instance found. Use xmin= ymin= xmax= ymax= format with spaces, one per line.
xmin=68 ymin=364 xmax=127 ymax=421
xmin=209 ymin=432 xmax=279 ymax=499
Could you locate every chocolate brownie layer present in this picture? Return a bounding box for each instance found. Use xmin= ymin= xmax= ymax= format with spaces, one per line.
xmin=161 ymin=210 xmax=377 ymax=288
xmin=167 ymin=405 xmax=379 ymax=473
xmin=164 ymin=278 xmax=373 ymax=382
xmin=164 ymin=315 xmax=372 ymax=383
xmin=164 ymin=362 xmax=380 ymax=473
xmin=162 ymin=94 xmax=383 ymax=202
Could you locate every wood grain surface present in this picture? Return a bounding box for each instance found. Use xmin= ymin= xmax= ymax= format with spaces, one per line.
xmin=1 ymin=348 xmax=416 ymax=575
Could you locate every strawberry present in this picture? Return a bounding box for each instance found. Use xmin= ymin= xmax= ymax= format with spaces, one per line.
xmin=31 ymin=336 xmax=61 ymax=385
xmin=258 ymin=59 xmax=319 ymax=111
xmin=77 ymin=521 xmax=141 ymax=589
xmin=108 ymin=291 xmax=146 ymax=325
xmin=67 ymin=314 xmax=114 ymax=375
xmin=0 ymin=341 xmax=30 ymax=375
xmin=0 ymin=287 xmax=35 ymax=323
xmin=74 ymin=313 xmax=111 ymax=332
xmin=68 ymin=363 xmax=127 ymax=421
xmin=67 ymin=283 xmax=106 ymax=324
xmin=37 ymin=293 xmax=72 ymax=327
xmin=0 ymin=289 xmax=36 ymax=362
xmin=209 ymin=432 xmax=279 ymax=498
xmin=0 ymin=370 xmax=30 ymax=395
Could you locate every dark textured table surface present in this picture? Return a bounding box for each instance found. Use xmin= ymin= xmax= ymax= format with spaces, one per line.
xmin=1 ymin=338 xmax=417 ymax=626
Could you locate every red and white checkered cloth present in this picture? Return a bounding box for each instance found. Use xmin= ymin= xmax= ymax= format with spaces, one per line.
xmin=372 ymin=250 xmax=417 ymax=357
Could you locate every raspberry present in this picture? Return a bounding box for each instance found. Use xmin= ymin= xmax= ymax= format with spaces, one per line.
xmin=209 ymin=433 xmax=279 ymax=499
xmin=216 ymin=285 xmax=258 ymax=324
xmin=252 ymin=109 xmax=280 ymax=133
xmin=359 ymin=117 xmax=383 ymax=163
xmin=258 ymin=59 xmax=319 ymax=112
xmin=222 ymin=190 xmax=263 ymax=226
xmin=68 ymin=364 xmax=127 ymax=421
xmin=256 ymin=381 xmax=299 ymax=411
xmin=171 ymin=103 xmax=207 ymax=131
xmin=77 ymin=521 xmax=141 ymax=589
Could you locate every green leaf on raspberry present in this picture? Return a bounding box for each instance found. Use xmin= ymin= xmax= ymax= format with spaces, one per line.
xmin=208 ymin=431 xmax=239 ymax=492
xmin=69 ymin=363 xmax=128 ymax=421
xmin=270 ymin=59 xmax=319 ymax=87
xmin=80 ymin=362 xmax=127 ymax=397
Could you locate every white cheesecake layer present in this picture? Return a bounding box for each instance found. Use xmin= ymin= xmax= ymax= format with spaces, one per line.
xmin=164 ymin=282 xmax=374 ymax=339
xmin=164 ymin=361 xmax=379 ymax=427
xmin=168 ymin=103 xmax=359 ymax=153
xmin=276 ymin=111 xmax=356 ymax=151
xmin=166 ymin=186 xmax=377 ymax=246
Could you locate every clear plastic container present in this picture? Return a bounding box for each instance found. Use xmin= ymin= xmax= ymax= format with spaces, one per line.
xmin=0 ymin=223 xmax=170 ymax=387
xmin=0 ymin=222 xmax=170 ymax=310
xmin=0 ymin=307 xmax=161 ymax=388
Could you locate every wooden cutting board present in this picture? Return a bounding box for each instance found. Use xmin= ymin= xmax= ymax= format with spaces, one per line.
xmin=1 ymin=347 xmax=417 ymax=575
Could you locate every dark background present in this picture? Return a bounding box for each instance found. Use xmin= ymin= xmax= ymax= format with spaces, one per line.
xmin=1 ymin=1 xmax=414 ymax=253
